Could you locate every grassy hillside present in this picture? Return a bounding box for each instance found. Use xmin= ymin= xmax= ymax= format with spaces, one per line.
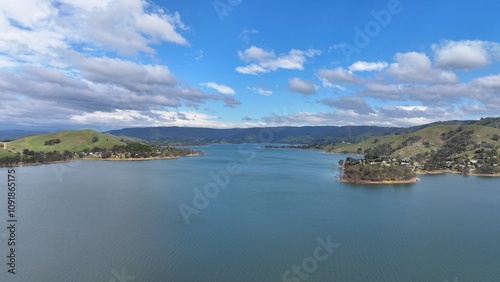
xmin=333 ymin=124 xmax=500 ymax=157
xmin=5 ymin=129 xmax=126 ymax=153
xmin=0 ymin=148 xmax=15 ymax=158
xmin=472 ymin=117 xmax=500 ymax=128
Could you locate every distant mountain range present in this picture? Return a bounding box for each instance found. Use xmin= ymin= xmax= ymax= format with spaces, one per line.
xmin=2 ymin=117 xmax=499 ymax=146
xmin=106 ymin=117 xmax=500 ymax=144
xmin=106 ymin=125 xmax=400 ymax=144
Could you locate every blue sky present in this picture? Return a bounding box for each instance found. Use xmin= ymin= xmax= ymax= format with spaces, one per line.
xmin=1 ymin=0 xmax=499 ymax=130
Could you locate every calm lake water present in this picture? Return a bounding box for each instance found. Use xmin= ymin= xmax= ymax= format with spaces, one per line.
xmin=1 ymin=144 xmax=499 ymax=281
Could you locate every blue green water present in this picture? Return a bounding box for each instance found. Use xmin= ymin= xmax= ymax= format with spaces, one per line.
xmin=1 ymin=144 xmax=499 ymax=281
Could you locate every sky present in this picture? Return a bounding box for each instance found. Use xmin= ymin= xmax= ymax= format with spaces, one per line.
xmin=1 ymin=0 xmax=500 ymax=131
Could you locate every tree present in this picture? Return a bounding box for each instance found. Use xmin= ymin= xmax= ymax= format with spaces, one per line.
xmin=92 ymin=136 xmax=99 ymax=143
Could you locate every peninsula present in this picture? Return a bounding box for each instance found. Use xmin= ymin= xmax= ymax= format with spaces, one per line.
xmin=0 ymin=129 xmax=202 ymax=167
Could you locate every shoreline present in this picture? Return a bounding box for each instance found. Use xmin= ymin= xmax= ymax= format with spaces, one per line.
xmin=416 ymin=170 xmax=500 ymax=177
xmin=0 ymin=153 xmax=203 ymax=168
xmin=340 ymin=177 xmax=420 ymax=185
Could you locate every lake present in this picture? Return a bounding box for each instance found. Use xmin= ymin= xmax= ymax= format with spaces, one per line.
xmin=1 ymin=144 xmax=499 ymax=281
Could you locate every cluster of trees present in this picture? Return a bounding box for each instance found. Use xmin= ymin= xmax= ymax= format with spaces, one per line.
xmin=424 ymin=129 xmax=475 ymax=171
xmin=440 ymin=126 xmax=466 ymax=140
xmin=0 ymin=142 xmax=202 ymax=166
xmin=83 ymin=143 xmax=200 ymax=159
xmin=399 ymin=136 xmax=422 ymax=148
xmin=364 ymin=143 xmax=395 ymax=161
xmin=472 ymin=148 xmax=500 ymax=174
xmin=0 ymin=150 xmax=73 ymax=166
xmin=44 ymin=138 xmax=61 ymax=146
xmin=363 ymin=136 xmax=422 ymax=161
xmin=341 ymin=157 xmax=416 ymax=183
xmin=475 ymin=164 xmax=500 ymax=174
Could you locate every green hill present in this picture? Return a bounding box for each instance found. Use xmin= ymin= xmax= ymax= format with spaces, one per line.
xmin=472 ymin=117 xmax=500 ymax=128
xmin=5 ymin=129 xmax=126 ymax=154
xmin=333 ymin=124 xmax=500 ymax=157
xmin=0 ymin=148 xmax=15 ymax=158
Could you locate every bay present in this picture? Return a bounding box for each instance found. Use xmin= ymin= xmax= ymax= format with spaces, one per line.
xmin=1 ymin=144 xmax=499 ymax=281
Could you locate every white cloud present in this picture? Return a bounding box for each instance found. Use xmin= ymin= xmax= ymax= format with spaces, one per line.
xmin=385 ymin=52 xmax=458 ymax=83
xmin=316 ymin=67 xmax=359 ymax=84
xmin=433 ymin=40 xmax=500 ymax=70
xmin=471 ymin=74 xmax=500 ymax=90
xmin=236 ymin=46 xmax=321 ymax=75
xmin=320 ymin=96 xmax=374 ymax=114
xmin=76 ymin=56 xmax=177 ymax=92
xmin=248 ymin=87 xmax=273 ymax=96
xmin=262 ymin=105 xmax=458 ymax=127
xmin=70 ymin=110 xmax=241 ymax=129
xmin=0 ymin=1 xmax=246 ymax=129
xmin=235 ymin=64 xmax=269 ymax=75
xmin=288 ymin=77 xmax=317 ymax=95
xmin=0 ymin=0 xmax=188 ymax=65
xmin=82 ymin=1 xmax=188 ymax=55
xmin=0 ymin=55 xmax=19 ymax=69
xmin=349 ymin=61 xmax=388 ymax=72
xmin=200 ymin=82 xmax=235 ymax=95
xmin=238 ymin=46 xmax=275 ymax=63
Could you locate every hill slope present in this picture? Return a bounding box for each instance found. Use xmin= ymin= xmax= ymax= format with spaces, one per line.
xmin=5 ymin=129 xmax=126 ymax=154
xmin=333 ymin=124 xmax=500 ymax=157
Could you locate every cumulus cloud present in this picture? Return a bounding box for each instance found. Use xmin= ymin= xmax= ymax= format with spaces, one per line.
xmin=70 ymin=110 xmax=240 ymax=130
xmin=248 ymin=87 xmax=273 ymax=96
xmin=316 ymin=67 xmax=360 ymax=84
xmin=385 ymin=52 xmax=458 ymax=83
xmin=238 ymin=46 xmax=275 ymax=63
xmin=0 ymin=1 xmax=248 ymax=129
xmin=433 ymin=40 xmax=500 ymax=70
xmin=363 ymin=82 xmax=479 ymax=105
xmin=349 ymin=61 xmax=388 ymax=72
xmin=288 ymin=78 xmax=317 ymax=95
xmin=77 ymin=56 xmax=177 ymax=92
xmin=0 ymin=0 xmax=188 ymax=63
xmin=0 ymin=58 xmax=241 ymax=130
xmin=261 ymin=105 xmax=458 ymax=127
xmin=221 ymin=95 xmax=241 ymax=108
xmin=200 ymin=82 xmax=235 ymax=95
xmin=75 ymin=0 xmax=188 ymax=55
xmin=320 ymin=96 xmax=374 ymax=114
xmin=471 ymin=74 xmax=500 ymax=90
xmin=236 ymin=46 xmax=321 ymax=75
